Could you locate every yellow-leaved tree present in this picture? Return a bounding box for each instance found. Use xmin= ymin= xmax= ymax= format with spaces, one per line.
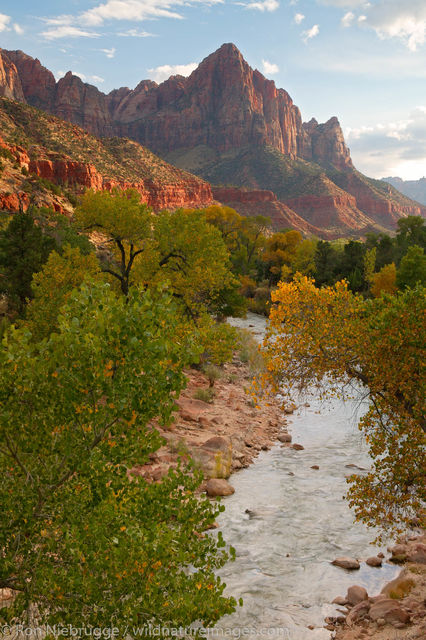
xmin=262 ymin=275 xmax=425 ymax=537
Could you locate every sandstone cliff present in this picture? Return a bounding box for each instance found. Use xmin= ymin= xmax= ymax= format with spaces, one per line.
xmin=1 ymin=45 xmax=425 ymax=236
xmin=0 ymin=45 xmax=351 ymax=170
xmin=0 ymin=98 xmax=213 ymax=214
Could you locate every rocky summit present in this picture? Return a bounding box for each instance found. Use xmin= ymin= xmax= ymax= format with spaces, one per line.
xmin=0 ymin=44 xmax=425 ymax=236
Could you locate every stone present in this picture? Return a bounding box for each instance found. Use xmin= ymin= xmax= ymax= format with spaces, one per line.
xmin=332 ymin=596 xmax=348 ymax=606
xmin=291 ymin=443 xmax=305 ymax=451
xmin=331 ymin=557 xmax=360 ymax=570
xmin=346 ymin=585 xmax=368 ymax=605
xmin=205 ymin=478 xmax=235 ymax=497
xmin=346 ymin=601 xmax=370 ymax=625
xmin=366 ymin=556 xmax=382 ymax=567
xmin=381 ymin=571 xmax=415 ymax=599
xmin=311 ymin=465 xmax=319 ymax=470
xmin=369 ymin=599 xmax=410 ymax=625
xmin=277 ymin=433 xmax=292 ymax=443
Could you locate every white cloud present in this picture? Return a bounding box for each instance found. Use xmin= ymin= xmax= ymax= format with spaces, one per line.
xmin=245 ymin=0 xmax=279 ymax=12
xmin=41 ymin=25 xmax=100 ymax=40
xmin=347 ymin=106 xmax=426 ymax=179
xmin=148 ymin=62 xmax=198 ymax=83
xmin=364 ymin=0 xmax=426 ymax=52
xmin=13 ymin=23 xmax=24 ymax=35
xmin=91 ymin=75 xmax=105 ymax=84
xmin=262 ymin=59 xmax=279 ymax=74
xmin=341 ymin=11 xmax=355 ymax=27
xmin=79 ymin=0 xmax=223 ymax=27
xmin=294 ymin=13 xmax=305 ymax=25
xmin=100 ymin=47 xmax=116 ymax=58
xmin=117 ymin=28 xmax=154 ymax=37
xmin=73 ymin=72 xmax=87 ymax=81
xmin=318 ymin=1 xmax=368 ymax=6
xmin=0 ymin=13 xmax=11 ymax=32
xmin=302 ymin=24 xmax=320 ymax=43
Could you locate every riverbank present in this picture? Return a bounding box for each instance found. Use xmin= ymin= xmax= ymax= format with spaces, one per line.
xmin=130 ymin=351 xmax=289 ymax=492
xmin=327 ymin=534 xmax=426 ymax=639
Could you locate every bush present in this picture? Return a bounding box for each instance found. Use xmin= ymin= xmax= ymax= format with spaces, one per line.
xmin=194 ymin=388 xmax=216 ymax=403
xmin=237 ymin=329 xmax=265 ymax=374
xmin=202 ymin=363 xmax=222 ymax=388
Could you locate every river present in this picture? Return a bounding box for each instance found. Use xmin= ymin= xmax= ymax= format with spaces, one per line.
xmin=214 ymin=313 xmax=400 ymax=639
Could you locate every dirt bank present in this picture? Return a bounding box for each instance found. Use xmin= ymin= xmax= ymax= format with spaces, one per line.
xmin=130 ymin=354 xmax=289 ymax=489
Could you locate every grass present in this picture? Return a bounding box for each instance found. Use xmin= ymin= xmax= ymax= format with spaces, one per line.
xmin=194 ymin=388 xmax=216 ymax=404
xmin=237 ymin=328 xmax=265 ymax=375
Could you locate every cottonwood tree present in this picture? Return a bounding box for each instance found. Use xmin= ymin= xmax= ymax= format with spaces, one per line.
xmin=0 ymin=283 xmax=237 ymax=631
xmin=261 ymin=276 xmax=425 ymax=537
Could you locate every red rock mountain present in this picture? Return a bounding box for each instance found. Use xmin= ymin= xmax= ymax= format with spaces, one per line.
xmin=1 ymin=44 xmax=425 ymax=236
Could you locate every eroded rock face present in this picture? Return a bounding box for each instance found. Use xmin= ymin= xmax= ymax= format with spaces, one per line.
xmin=0 ymin=50 xmax=25 ymax=102
xmin=1 ymin=44 xmax=352 ymax=171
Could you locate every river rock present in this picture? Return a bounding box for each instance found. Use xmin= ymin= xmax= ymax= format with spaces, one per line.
xmin=347 ymin=585 xmax=368 ymax=605
xmin=277 ymin=433 xmax=292 ymax=443
xmin=381 ymin=571 xmax=415 ymax=599
xmin=284 ymin=403 xmax=297 ymax=414
xmin=366 ymin=556 xmax=382 ymax=567
xmin=369 ymin=598 xmax=410 ymax=625
xmin=346 ymin=600 xmax=370 ymax=625
xmin=191 ymin=436 xmax=232 ymax=479
xmin=332 ymin=557 xmax=360 ymax=570
xmin=311 ymin=465 xmax=319 ymax=470
xmin=205 ymin=478 xmax=235 ymax=497
xmin=291 ymin=443 xmax=305 ymax=450
xmin=332 ymin=596 xmax=348 ymax=606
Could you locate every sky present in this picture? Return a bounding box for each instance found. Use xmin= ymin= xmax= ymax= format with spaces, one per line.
xmin=0 ymin=0 xmax=426 ymax=181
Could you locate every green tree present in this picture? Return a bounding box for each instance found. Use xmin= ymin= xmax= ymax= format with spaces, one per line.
xmin=397 ymin=245 xmax=426 ymax=290
xmin=262 ymin=276 xmax=425 ymax=537
xmin=0 ymin=212 xmax=56 ymax=314
xmin=26 ymin=245 xmax=101 ymax=340
xmin=0 ymin=282 xmax=237 ymax=631
xmin=75 ymin=189 xmax=152 ymax=296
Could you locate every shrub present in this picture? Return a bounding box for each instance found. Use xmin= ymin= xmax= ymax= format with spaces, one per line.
xmin=202 ymin=363 xmax=222 ymax=388
xmin=194 ymin=388 xmax=216 ymax=404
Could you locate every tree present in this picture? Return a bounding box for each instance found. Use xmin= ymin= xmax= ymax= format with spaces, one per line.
xmin=396 ymin=245 xmax=426 ymax=290
xmin=261 ymin=276 xmax=425 ymax=537
xmin=0 ymin=212 xmax=56 ymax=314
xmin=26 ymin=245 xmax=101 ymax=340
xmin=75 ymin=189 xmax=152 ymax=296
xmin=0 ymin=282 xmax=237 ymax=630
xmin=314 ymin=240 xmax=340 ymax=286
xmin=370 ymin=263 xmax=397 ymax=298
xmin=262 ymin=230 xmax=303 ymax=286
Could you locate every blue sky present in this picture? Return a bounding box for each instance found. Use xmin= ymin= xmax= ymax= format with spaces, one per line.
xmin=1 ymin=0 xmax=426 ymax=180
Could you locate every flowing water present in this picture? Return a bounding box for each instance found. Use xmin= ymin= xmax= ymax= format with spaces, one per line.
xmin=213 ymin=313 xmax=400 ymax=640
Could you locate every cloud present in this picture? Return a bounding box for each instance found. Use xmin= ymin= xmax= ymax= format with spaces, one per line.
xmin=56 ymin=70 xmax=106 ymax=86
xmin=91 ymin=75 xmax=105 ymax=84
xmin=347 ymin=106 xmax=426 ymax=179
xmin=364 ymin=0 xmax=426 ymax=52
xmin=13 ymin=23 xmax=24 ymax=35
xmin=41 ymin=25 xmax=100 ymax=40
xmin=341 ymin=11 xmax=355 ymax=27
xmin=294 ymin=13 xmax=305 ymax=25
xmin=318 ymin=1 xmax=368 ymax=6
xmin=148 ymin=62 xmax=198 ymax=83
xmin=302 ymin=24 xmax=320 ymax=43
xmin=262 ymin=59 xmax=279 ymax=74
xmin=79 ymin=0 xmax=223 ymax=27
xmin=100 ymin=47 xmax=116 ymax=58
xmin=117 ymin=28 xmax=155 ymax=37
xmin=245 ymin=0 xmax=279 ymax=11
xmin=0 ymin=13 xmax=11 ymax=32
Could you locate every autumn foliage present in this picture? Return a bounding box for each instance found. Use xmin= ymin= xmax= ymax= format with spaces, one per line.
xmin=262 ymin=275 xmax=425 ymax=536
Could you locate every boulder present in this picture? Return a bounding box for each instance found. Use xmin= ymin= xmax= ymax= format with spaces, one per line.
xmin=191 ymin=437 xmax=232 ymax=479
xmin=205 ymin=478 xmax=235 ymax=497
xmin=381 ymin=571 xmax=415 ymax=599
xmin=346 ymin=600 xmax=370 ymax=625
xmin=366 ymin=556 xmax=382 ymax=567
xmin=369 ymin=598 xmax=410 ymax=625
xmin=332 ymin=557 xmax=360 ymax=570
xmin=277 ymin=433 xmax=292 ymax=443
xmin=291 ymin=443 xmax=305 ymax=451
xmin=332 ymin=596 xmax=348 ymax=606
xmin=311 ymin=465 xmax=320 ymax=470
xmin=347 ymin=585 xmax=368 ymax=605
